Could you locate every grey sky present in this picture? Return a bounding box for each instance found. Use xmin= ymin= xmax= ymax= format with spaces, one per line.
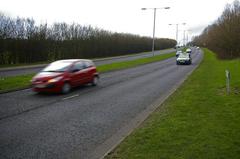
xmin=0 ymin=0 xmax=235 ymax=43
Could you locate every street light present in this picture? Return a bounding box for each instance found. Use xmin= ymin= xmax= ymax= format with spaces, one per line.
xmin=183 ymin=30 xmax=186 ymax=46
xmin=142 ymin=7 xmax=170 ymax=56
xmin=182 ymin=29 xmax=192 ymax=46
xmin=168 ymin=23 xmax=186 ymax=48
xmin=184 ymin=30 xmax=192 ymax=46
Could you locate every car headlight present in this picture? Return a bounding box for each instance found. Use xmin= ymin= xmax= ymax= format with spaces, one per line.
xmin=48 ymin=76 xmax=63 ymax=83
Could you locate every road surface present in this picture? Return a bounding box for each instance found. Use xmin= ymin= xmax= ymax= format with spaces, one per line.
xmin=0 ymin=48 xmax=203 ymax=159
xmin=0 ymin=49 xmax=175 ymax=77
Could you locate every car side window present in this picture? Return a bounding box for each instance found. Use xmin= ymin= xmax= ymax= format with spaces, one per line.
xmin=72 ymin=62 xmax=84 ymax=72
xmin=83 ymin=61 xmax=93 ymax=68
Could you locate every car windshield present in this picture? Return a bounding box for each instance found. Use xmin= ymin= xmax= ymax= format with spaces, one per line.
xmin=42 ymin=61 xmax=72 ymax=72
xmin=178 ymin=53 xmax=189 ymax=58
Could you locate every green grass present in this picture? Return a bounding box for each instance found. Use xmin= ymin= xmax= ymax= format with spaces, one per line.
xmin=97 ymin=53 xmax=175 ymax=72
xmin=0 ymin=74 xmax=34 ymax=92
xmin=0 ymin=52 xmax=175 ymax=93
xmin=105 ymin=49 xmax=240 ymax=159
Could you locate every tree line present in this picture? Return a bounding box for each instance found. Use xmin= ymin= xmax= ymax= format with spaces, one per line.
xmin=192 ymin=0 xmax=240 ymax=59
xmin=0 ymin=13 xmax=176 ymax=65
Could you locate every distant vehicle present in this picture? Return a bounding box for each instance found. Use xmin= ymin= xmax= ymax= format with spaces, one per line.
xmin=196 ymin=47 xmax=200 ymax=50
xmin=176 ymin=50 xmax=182 ymax=57
xmin=31 ymin=59 xmax=99 ymax=94
xmin=176 ymin=53 xmax=192 ymax=65
xmin=186 ymin=48 xmax=192 ymax=54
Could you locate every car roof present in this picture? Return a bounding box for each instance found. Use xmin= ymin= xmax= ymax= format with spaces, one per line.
xmin=56 ymin=59 xmax=93 ymax=63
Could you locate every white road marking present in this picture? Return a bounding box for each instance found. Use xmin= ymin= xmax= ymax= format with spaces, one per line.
xmin=62 ymin=94 xmax=79 ymax=100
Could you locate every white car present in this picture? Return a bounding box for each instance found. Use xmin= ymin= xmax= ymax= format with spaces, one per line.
xmin=176 ymin=53 xmax=192 ymax=65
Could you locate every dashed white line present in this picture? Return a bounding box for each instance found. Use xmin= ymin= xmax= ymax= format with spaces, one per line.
xmin=62 ymin=94 xmax=79 ymax=100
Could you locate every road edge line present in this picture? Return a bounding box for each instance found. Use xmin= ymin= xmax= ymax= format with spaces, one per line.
xmin=0 ymin=86 xmax=31 ymax=94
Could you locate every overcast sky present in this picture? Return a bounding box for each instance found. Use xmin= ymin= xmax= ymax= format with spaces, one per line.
xmin=0 ymin=0 xmax=235 ymax=43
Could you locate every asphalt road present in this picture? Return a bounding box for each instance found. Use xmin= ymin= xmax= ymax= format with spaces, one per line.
xmin=0 ymin=48 xmax=203 ymax=159
xmin=0 ymin=48 xmax=175 ymax=77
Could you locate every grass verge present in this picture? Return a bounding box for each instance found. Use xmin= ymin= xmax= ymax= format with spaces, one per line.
xmin=0 ymin=52 xmax=175 ymax=93
xmin=105 ymin=49 xmax=240 ymax=159
xmin=97 ymin=53 xmax=175 ymax=72
xmin=0 ymin=74 xmax=34 ymax=92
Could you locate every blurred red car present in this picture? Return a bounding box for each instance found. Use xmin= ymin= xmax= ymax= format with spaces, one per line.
xmin=31 ymin=59 xmax=99 ymax=94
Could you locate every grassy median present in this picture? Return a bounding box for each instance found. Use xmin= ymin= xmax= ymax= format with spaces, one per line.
xmin=97 ymin=53 xmax=175 ymax=72
xmin=0 ymin=52 xmax=175 ymax=93
xmin=105 ymin=49 xmax=240 ymax=159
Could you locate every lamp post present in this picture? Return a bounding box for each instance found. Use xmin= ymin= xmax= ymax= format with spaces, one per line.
xmin=168 ymin=23 xmax=186 ymax=48
xmin=185 ymin=30 xmax=192 ymax=46
xmin=183 ymin=30 xmax=186 ymax=46
xmin=142 ymin=7 xmax=170 ymax=56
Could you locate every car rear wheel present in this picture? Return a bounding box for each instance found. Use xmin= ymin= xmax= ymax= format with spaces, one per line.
xmin=62 ymin=83 xmax=71 ymax=94
xmin=92 ymin=76 xmax=98 ymax=86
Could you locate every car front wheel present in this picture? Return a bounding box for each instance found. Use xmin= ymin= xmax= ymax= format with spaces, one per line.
xmin=92 ymin=76 xmax=99 ymax=86
xmin=61 ymin=83 xmax=71 ymax=94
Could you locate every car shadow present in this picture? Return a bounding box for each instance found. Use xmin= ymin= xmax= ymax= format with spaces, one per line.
xmin=33 ymin=84 xmax=97 ymax=97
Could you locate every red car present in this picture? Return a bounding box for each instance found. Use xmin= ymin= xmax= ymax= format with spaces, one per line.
xmin=31 ymin=59 xmax=99 ymax=94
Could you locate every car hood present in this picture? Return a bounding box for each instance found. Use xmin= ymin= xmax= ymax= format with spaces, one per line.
xmin=32 ymin=72 xmax=64 ymax=81
xmin=177 ymin=57 xmax=190 ymax=60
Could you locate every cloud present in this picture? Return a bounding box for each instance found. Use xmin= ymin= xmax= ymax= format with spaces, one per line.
xmin=188 ymin=24 xmax=208 ymax=35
